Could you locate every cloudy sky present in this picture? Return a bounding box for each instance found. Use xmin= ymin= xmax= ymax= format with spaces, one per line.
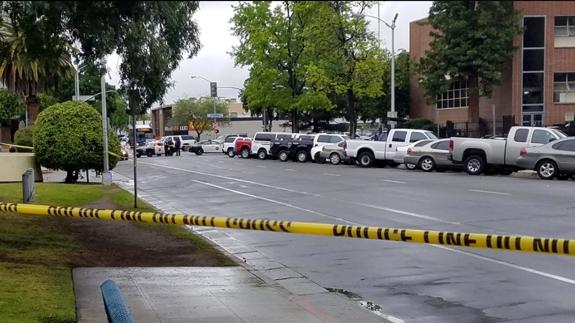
xmin=106 ymin=1 xmax=432 ymax=106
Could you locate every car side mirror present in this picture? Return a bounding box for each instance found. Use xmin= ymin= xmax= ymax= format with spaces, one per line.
xmin=549 ymin=138 xmax=557 ymax=143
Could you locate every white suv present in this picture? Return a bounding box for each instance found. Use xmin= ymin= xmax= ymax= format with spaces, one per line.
xmin=164 ymin=135 xmax=196 ymax=151
xmin=251 ymin=132 xmax=297 ymax=160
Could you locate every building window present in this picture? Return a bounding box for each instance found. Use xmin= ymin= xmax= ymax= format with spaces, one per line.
xmin=555 ymin=16 xmax=575 ymax=47
xmin=553 ymin=73 xmax=575 ymax=103
xmin=555 ymin=17 xmax=575 ymax=37
xmin=436 ymin=80 xmax=468 ymax=109
xmin=522 ymin=17 xmax=545 ymax=126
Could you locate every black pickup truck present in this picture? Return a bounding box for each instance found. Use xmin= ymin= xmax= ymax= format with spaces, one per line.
xmin=270 ymin=134 xmax=316 ymax=162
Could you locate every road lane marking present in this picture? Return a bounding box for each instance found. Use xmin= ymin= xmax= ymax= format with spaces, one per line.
xmin=322 ymin=173 xmax=341 ymax=177
xmin=285 ymin=168 xmax=296 ymax=172
xmin=353 ymin=202 xmax=461 ymax=225
xmin=381 ymin=179 xmax=406 ymax=184
xmin=130 ymin=163 xmax=575 ymax=288
xmin=255 ymin=165 xmax=267 ymax=168
xmin=468 ymin=189 xmax=511 ymax=196
xmin=191 ymin=179 xmax=356 ymax=225
xmin=433 ymin=245 xmax=575 ymax=286
xmin=139 ymin=161 xmax=321 ymax=197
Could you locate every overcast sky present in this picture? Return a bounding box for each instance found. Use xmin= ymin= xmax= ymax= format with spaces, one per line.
xmin=106 ymin=1 xmax=432 ymax=106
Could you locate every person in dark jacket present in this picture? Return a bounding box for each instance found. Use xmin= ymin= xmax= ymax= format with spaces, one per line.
xmin=174 ymin=137 xmax=181 ymax=156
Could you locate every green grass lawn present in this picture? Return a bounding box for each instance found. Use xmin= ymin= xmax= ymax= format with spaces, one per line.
xmin=0 ymin=182 xmax=234 ymax=322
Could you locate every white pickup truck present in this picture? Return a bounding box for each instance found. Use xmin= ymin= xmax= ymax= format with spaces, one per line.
xmin=346 ymin=129 xmax=438 ymax=167
xmin=449 ymin=126 xmax=567 ymax=175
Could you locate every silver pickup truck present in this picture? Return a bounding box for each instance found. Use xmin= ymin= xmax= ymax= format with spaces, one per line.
xmin=449 ymin=126 xmax=567 ymax=175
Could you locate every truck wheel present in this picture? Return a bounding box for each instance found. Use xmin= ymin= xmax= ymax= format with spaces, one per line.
xmin=257 ymin=149 xmax=267 ymax=160
xmin=241 ymin=148 xmax=250 ymax=158
xmin=537 ymin=160 xmax=557 ymax=180
xmin=227 ymin=148 xmax=235 ymax=158
xmin=463 ymin=155 xmax=485 ymax=175
xmin=195 ymin=148 xmax=204 ymax=155
xmin=357 ymin=151 xmax=374 ymax=168
xmin=146 ymin=150 xmax=154 ymax=157
xmin=136 ymin=153 xmax=141 ymax=158
xmin=296 ymin=151 xmax=308 ymax=163
xmin=278 ymin=150 xmax=289 ymax=162
xmin=329 ymin=153 xmax=341 ymax=165
xmin=419 ymin=157 xmax=435 ymax=172
xmin=387 ymin=162 xmax=399 ymax=168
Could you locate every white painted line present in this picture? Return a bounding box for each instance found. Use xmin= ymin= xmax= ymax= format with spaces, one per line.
xmin=468 ymin=189 xmax=511 ymax=196
xmin=139 ymin=161 xmax=321 ymax=197
xmin=255 ymin=165 xmax=267 ymax=168
xmin=285 ymin=168 xmax=296 ymax=172
xmin=353 ymin=202 xmax=461 ymax=225
xmin=191 ymin=179 xmax=356 ymax=225
xmin=322 ymin=173 xmax=341 ymax=177
xmin=239 ymin=185 xmax=249 ymax=189
xmin=433 ymin=245 xmax=575 ymax=286
xmin=381 ymin=179 xmax=406 ymax=184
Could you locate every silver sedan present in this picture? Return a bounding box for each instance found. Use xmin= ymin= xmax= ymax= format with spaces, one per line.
xmin=516 ymin=137 xmax=575 ymax=180
xmin=403 ymin=139 xmax=461 ymax=172
xmin=319 ymin=144 xmax=350 ymax=165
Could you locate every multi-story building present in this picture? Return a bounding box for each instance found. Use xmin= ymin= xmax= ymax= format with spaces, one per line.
xmin=409 ymin=1 xmax=575 ymax=135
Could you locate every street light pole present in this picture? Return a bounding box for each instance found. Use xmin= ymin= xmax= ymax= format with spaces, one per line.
xmin=357 ymin=13 xmax=398 ymax=128
xmin=100 ymin=66 xmax=110 ymax=185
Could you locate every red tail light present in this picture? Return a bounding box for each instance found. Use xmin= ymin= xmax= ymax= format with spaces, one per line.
xmin=338 ymin=141 xmax=347 ymax=149
xmin=520 ymin=148 xmax=527 ymax=156
xmin=448 ymin=139 xmax=454 ymax=151
xmin=407 ymin=148 xmax=412 ymax=155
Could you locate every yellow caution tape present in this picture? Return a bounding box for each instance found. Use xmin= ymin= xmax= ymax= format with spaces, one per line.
xmin=1 ymin=202 xmax=574 ymax=257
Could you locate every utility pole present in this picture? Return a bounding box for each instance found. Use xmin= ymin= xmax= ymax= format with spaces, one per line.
xmin=101 ymin=67 xmax=110 ymax=185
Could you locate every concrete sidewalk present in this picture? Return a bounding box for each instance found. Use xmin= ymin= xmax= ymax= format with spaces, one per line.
xmin=74 ymin=267 xmax=387 ymax=323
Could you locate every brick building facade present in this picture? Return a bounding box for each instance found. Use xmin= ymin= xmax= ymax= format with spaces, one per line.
xmin=409 ymin=1 xmax=575 ymax=136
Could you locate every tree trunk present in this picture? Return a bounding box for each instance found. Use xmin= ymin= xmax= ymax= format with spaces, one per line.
xmin=26 ymin=95 xmax=40 ymax=126
xmin=291 ymin=110 xmax=298 ymax=133
xmin=65 ymin=170 xmax=78 ymax=183
xmin=347 ymin=89 xmax=357 ymax=139
xmin=467 ymin=76 xmax=480 ymax=136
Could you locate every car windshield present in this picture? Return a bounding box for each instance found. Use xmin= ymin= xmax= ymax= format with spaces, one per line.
xmin=551 ymin=129 xmax=567 ymax=138
xmin=426 ymin=132 xmax=438 ymax=139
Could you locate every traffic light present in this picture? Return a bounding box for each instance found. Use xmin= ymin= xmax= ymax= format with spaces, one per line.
xmin=210 ymin=82 xmax=217 ymax=97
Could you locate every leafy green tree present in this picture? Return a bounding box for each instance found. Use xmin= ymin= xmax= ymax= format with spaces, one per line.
xmin=171 ymin=98 xmax=229 ymax=141
xmin=34 ymin=101 xmax=121 ymax=183
xmin=303 ymin=1 xmax=386 ymax=138
xmin=0 ymin=18 xmax=75 ymax=124
xmin=0 ymin=89 xmax=25 ymax=126
xmin=416 ymin=1 xmax=521 ymax=124
xmin=232 ymin=1 xmax=331 ymax=133
xmin=38 ymin=93 xmax=59 ymax=113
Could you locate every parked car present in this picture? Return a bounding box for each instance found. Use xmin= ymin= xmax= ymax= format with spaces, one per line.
xmin=136 ymin=139 xmax=166 ymax=157
xmin=449 ymin=126 xmax=567 ymax=175
xmin=163 ymin=135 xmax=196 ymax=151
xmin=197 ymin=140 xmax=222 ymax=153
xmin=233 ymin=137 xmax=253 ymax=158
xmin=394 ymin=139 xmax=435 ymax=170
xmin=251 ymin=132 xmax=297 ymax=160
xmin=346 ymin=129 xmax=438 ymax=167
xmin=404 ymin=139 xmax=462 ymax=172
xmin=516 ymin=137 xmax=575 ymax=180
xmin=319 ymin=142 xmax=350 ymax=165
xmin=270 ymin=134 xmax=317 ymax=162
xmin=309 ymin=134 xmax=350 ymax=162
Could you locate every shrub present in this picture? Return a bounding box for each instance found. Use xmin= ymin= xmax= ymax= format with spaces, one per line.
xmin=33 ymin=101 xmax=121 ymax=183
xmin=402 ymin=118 xmax=436 ymax=131
xmin=13 ymin=127 xmax=34 ymax=152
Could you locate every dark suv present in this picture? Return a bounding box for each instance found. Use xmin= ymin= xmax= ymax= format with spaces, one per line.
xmin=270 ymin=134 xmax=316 ymax=162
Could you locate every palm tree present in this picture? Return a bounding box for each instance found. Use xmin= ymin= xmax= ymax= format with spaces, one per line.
xmin=0 ymin=21 xmax=75 ymax=124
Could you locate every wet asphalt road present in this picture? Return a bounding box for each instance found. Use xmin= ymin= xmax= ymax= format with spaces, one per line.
xmin=114 ymin=153 xmax=575 ymax=323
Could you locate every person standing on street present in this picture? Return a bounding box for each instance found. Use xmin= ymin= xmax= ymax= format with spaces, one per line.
xmin=175 ymin=137 xmax=181 ymax=156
